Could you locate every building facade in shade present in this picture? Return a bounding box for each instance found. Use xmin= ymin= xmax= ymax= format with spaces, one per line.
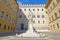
xmin=45 ymin=0 xmax=60 ymax=32
xmin=17 ymin=5 xmax=49 ymax=32
xmin=0 ymin=0 xmax=19 ymax=33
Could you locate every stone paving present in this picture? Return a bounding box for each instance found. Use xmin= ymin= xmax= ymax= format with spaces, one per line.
xmin=0 ymin=32 xmax=60 ymax=40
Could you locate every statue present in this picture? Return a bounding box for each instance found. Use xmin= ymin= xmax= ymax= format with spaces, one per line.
xmin=18 ymin=10 xmax=40 ymax=37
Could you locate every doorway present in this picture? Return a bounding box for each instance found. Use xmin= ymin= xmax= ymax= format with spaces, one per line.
xmin=21 ymin=23 xmax=24 ymax=30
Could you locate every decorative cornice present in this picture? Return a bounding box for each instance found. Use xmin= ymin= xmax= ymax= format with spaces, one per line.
xmin=19 ymin=4 xmax=46 ymax=7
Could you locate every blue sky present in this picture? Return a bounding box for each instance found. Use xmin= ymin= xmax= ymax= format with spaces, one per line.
xmin=17 ymin=0 xmax=47 ymax=5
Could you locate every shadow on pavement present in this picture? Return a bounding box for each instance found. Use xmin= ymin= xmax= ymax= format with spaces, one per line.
xmin=0 ymin=32 xmax=16 ymax=37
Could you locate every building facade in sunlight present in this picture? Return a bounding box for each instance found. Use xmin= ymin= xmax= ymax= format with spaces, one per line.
xmin=17 ymin=5 xmax=48 ymax=32
xmin=45 ymin=0 xmax=60 ymax=32
xmin=0 ymin=0 xmax=19 ymax=33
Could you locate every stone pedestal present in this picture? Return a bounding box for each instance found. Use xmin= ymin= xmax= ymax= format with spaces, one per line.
xmin=17 ymin=23 xmax=40 ymax=37
xmin=17 ymin=11 xmax=40 ymax=37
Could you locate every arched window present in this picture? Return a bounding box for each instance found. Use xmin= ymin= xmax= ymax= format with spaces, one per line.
xmin=24 ymin=9 xmax=26 ymax=11
xmin=43 ymin=20 xmax=45 ymax=24
xmin=42 ymin=9 xmax=44 ymax=11
xmin=21 ymin=23 xmax=24 ymax=30
xmin=33 ymin=9 xmax=35 ymax=11
xmin=59 ymin=10 xmax=60 ymax=15
xmin=8 ymin=26 xmax=10 ymax=30
xmin=4 ymin=25 xmax=6 ymax=30
xmin=1 ymin=11 xmax=4 ymax=18
xmin=57 ymin=23 xmax=59 ymax=29
xmin=42 ymin=15 xmax=45 ymax=18
xmin=37 ymin=9 xmax=39 ymax=11
xmin=0 ymin=23 xmax=1 ymax=28
xmin=55 ymin=13 xmax=57 ymax=18
xmin=53 ymin=24 xmax=55 ymax=29
xmin=38 ymin=21 xmax=40 ymax=23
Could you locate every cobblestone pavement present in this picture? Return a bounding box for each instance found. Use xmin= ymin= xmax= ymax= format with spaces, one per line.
xmin=0 ymin=32 xmax=60 ymax=40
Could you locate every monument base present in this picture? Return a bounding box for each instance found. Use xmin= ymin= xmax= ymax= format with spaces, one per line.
xmin=17 ymin=32 xmax=40 ymax=37
xmin=17 ymin=23 xmax=40 ymax=37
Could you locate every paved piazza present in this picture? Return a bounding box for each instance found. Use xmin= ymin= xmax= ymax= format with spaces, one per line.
xmin=0 ymin=32 xmax=60 ymax=40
